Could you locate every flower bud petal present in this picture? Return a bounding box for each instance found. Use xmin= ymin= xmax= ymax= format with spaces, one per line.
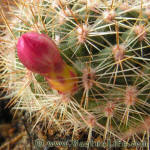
xmin=17 ymin=32 xmax=78 ymax=94
xmin=17 ymin=32 xmax=63 ymax=74
xmin=46 ymin=63 xmax=78 ymax=94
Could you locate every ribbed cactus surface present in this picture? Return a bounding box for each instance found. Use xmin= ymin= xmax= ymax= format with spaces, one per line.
xmin=1 ymin=0 xmax=150 ymax=149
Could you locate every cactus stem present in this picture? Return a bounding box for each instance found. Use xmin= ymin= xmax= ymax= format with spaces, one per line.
xmin=1 ymin=0 xmax=150 ymax=146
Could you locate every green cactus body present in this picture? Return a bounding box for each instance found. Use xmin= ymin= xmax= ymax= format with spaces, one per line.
xmin=1 ymin=0 xmax=150 ymax=149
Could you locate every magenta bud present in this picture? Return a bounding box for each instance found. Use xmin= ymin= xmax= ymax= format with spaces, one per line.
xmin=17 ymin=32 xmax=64 ymax=74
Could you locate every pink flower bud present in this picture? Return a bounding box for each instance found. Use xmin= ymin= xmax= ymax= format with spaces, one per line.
xmin=17 ymin=32 xmax=64 ymax=74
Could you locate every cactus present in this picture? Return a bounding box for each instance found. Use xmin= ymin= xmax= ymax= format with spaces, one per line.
xmin=1 ymin=0 xmax=150 ymax=149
